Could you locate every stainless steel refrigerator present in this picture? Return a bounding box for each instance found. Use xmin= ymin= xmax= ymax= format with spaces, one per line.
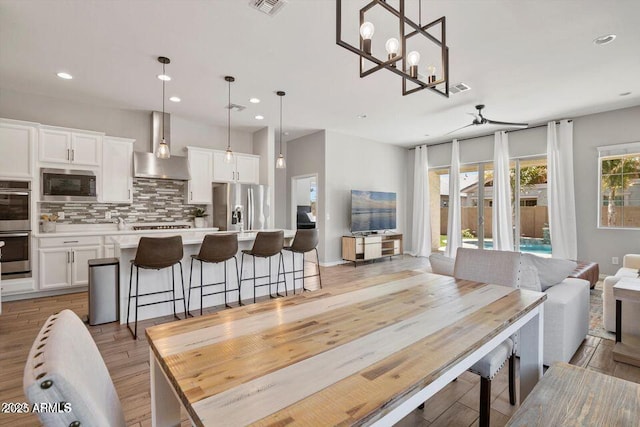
xmin=212 ymin=182 xmax=271 ymax=231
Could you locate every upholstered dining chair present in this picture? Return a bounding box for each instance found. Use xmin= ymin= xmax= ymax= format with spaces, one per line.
xmin=452 ymin=247 xmax=521 ymax=427
xmin=23 ymin=309 xmax=126 ymax=427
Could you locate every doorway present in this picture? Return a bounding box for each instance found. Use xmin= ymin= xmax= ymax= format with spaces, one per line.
xmin=291 ymin=174 xmax=318 ymax=230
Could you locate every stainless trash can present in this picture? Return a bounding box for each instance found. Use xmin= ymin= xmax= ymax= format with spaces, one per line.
xmin=88 ymin=258 xmax=120 ymax=325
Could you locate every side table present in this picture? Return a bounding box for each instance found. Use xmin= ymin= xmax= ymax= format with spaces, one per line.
xmin=613 ymin=277 xmax=640 ymax=367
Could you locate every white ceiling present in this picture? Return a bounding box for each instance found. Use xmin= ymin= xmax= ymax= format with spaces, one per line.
xmin=1 ymin=0 xmax=639 ymax=147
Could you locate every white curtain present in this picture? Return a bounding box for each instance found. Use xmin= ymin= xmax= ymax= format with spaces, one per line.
xmin=492 ymin=131 xmax=514 ymax=251
xmin=547 ymin=120 xmax=577 ymax=259
xmin=412 ymin=145 xmax=432 ymax=257
xmin=445 ymin=139 xmax=462 ymax=258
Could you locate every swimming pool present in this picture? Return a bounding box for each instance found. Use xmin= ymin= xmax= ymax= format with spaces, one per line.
xmin=463 ymin=240 xmax=552 ymax=255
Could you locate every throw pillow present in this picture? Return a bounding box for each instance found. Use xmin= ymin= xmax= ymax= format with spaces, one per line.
xmin=522 ymin=253 xmax=577 ymax=291
xmin=429 ymin=253 xmax=455 ymax=276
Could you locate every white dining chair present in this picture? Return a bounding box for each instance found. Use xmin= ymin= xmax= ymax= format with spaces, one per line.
xmin=23 ymin=309 xmax=126 ymax=427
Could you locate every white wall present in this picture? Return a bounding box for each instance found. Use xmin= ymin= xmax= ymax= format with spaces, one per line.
xmin=0 ymin=88 xmax=254 ymax=155
xmin=573 ymin=105 xmax=640 ymax=275
xmin=252 ymin=127 xmax=275 ymax=228
xmin=285 ymin=131 xmax=326 ymax=260
xmin=407 ymin=105 xmax=640 ymax=274
xmin=324 ymin=131 xmax=407 ymax=264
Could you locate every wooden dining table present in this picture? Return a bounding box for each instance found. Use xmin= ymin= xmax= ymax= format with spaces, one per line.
xmin=146 ymin=271 xmax=546 ymax=426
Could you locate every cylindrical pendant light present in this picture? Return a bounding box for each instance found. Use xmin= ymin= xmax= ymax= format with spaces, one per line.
xmin=156 ymin=56 xmax=171 ymax=159
xmin=276 ymin=91 xmax=286 ymax=169
xmin=224 ymin=76 xmax=235 ymax=164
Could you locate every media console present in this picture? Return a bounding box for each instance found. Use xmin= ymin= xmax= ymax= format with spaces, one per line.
xmin=341 ymin=233 xmax=403 ymax=267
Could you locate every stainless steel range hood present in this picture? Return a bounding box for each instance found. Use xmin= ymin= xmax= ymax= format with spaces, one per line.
xmin=133 ymin=111 xmax=191 ymax=180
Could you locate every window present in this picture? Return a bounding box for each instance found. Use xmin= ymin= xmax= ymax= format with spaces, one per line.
xmin=430 ymin=157 xmax=551 ymax=255
xmin=598 ymin=143 xmax=640 ymax=229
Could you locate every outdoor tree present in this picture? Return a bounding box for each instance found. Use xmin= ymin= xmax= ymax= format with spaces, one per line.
xmin=601 ymin=155 xmax=640 ymax=226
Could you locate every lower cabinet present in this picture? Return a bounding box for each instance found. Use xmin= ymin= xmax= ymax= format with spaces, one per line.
xmin=342 ymin=233 xmax=403 ymax=266
xmin=38 ymin=236 xmax=102 ymax=290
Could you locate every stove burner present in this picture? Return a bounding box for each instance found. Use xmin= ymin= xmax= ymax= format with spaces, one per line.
xmin=132 ymin=224 xmax=192 ymax=231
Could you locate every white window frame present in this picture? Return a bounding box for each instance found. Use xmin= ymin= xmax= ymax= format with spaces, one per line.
xmin=597 ymin=141 xmax=640 ymax=230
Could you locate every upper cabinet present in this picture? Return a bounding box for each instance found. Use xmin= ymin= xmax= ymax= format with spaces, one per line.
xmin=101 ymin=136 xmax=134 ymax=203
xmin=186 ymin=147 xmax=213 ymax=204
xmin=39 ymin=126 xmax=102 ymax=167
xmin=212 ymin=150 xmax=259 ymax=184
xmin=0 ymin=119 xmax=36 ymax=179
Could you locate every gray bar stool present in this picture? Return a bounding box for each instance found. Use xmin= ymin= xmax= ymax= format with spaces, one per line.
xmin=126 ymin=236 xmax=187 ymax=339
xmin=188 ymin=233 xmax=240 ymax=315
xmin=283 ymin=229 xmax=322 ymax=293
xmin=240 ymin=230 xmax=287 ymax=303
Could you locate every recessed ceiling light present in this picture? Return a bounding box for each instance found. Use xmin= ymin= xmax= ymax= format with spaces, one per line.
xmin=619 ymin=91 xmax=632 ymax=97
xmin=357 ymin=114 xmax=367 ymax=119
xmin=284 ymin=132 xmax=290 ymax=136
xmin=424 ymin=134 xmax=430 ymax=137
xmin=255 ymin=115 xmax=264 ymax=120
xmin=56 ymin=72 xmax=73 ymax=80
xmin=169 ymin=96 xmax=181 ymax=102
xmin=593 ymin=34 xmax=616 ymax=45
xmin=157 ymin=74 xmax=171 ymax=81
xmin=249 ymin=98 xmax=261 ymax=104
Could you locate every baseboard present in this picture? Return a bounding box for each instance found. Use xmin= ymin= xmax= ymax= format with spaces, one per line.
xmin=3 ymin=286 xmax=88 ymax=302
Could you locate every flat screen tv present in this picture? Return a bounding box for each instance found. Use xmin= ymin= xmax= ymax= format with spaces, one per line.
xmin=351 ymin=190 xmax=397 ymax=233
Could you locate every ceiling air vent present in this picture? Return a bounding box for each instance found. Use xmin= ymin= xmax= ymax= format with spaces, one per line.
xmin=249 ymin=0 xmax=287 ymax=16
xmin=450 ymin=82 xmax=471 ymax=94
xmin=226 ymin=103 xmax=246 ymax=112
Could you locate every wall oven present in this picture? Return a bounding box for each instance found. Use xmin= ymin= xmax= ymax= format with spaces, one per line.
xmin=0 ymin=180 xmax=31 ymax=277
xmin=41 ymin=168 xmax=97 ymax=202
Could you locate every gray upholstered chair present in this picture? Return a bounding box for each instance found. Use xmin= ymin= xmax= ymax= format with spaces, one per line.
xmin=453 ymin=247 xmax=520 ymax=427
xmin=23 ymin=309 xmax=126 ymax=427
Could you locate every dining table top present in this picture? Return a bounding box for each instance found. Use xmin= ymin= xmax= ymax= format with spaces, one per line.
xmin=146 ymin=270 xmax=546 ymax=426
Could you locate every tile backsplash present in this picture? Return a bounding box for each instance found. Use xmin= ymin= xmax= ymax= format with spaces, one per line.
xmin=40 ymin=178 xmax=205 ymax=224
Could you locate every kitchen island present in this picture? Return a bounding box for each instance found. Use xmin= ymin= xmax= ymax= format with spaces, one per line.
xmin=109 ymin=229 xmax=298 ymax=323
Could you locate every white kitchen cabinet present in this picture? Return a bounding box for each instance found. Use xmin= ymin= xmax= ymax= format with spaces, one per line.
xmin=38 ymin=236 xmax=102 ymax=290
xmin=39 ymin=126 xmax=102 ymax=167
xmin=212 ymin=150 xmax=259 ymax=184
xmin=101 ymin=136 xmax=134 ymax=203
xmin=235 ymin=154 xmax=259 ymax=184
xmin=0 ymin=119 xmax=36 ymax=179
xmin=187 ymin=147 xmax=214 ymax=204
xmin=212 ymin=151 xmax=236 ymax=182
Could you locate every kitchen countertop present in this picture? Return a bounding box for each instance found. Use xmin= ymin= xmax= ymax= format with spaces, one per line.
xmin=109 ymin=229 xmax=296 ymax=249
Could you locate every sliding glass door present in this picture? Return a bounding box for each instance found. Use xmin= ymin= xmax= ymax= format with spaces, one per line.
xmin=430 ymin=156 xmax=550 ymax=256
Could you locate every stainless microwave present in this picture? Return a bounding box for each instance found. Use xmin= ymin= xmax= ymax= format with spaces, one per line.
xmin=41 ymin=168 xmax=97 ymax=202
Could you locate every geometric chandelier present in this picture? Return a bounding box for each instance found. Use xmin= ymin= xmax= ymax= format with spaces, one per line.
xmin=336 ymin=0 xmax=449 ymax=97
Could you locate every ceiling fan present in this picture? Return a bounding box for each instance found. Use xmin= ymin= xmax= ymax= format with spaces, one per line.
xmin=446 ymin=104 xmax=528 ymax=135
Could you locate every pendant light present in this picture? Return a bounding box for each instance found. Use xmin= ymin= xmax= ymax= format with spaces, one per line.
xmin=224 ymin=76 xmax=235 ymax=164
xmin=156 ymin=56 xmax=171 ymax=159
xmin=275 ymin=91 xmax=286 ymax=169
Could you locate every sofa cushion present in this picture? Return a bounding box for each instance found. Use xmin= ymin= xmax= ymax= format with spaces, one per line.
xmin=454 ymin=248 xmax=521 ymax=288
xmin=429 ymin=253 xmax=455 ymax=276
xmin=523 ymin=254 xmax=577 ymax=291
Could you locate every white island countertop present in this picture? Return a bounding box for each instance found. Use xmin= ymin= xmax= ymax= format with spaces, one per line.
xmin=109 ymin=229 xmax=296 ymax=249
xmin=34 ymin=223 xmax=225 ymax=238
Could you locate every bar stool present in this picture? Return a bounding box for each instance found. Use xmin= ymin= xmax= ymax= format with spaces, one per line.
xmin=126 ymin=236 xmax=186 ymax=339
xmin=188 ymin=233 xmax=240 ymax=315
xmin=283 ymin=229 xmax=322 ymax=293
xmin=240 ymin=230 xmax=287 ymax=304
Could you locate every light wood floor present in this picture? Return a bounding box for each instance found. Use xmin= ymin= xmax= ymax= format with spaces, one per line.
xmin=1 ymin=255 xmax=639 ymax=427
